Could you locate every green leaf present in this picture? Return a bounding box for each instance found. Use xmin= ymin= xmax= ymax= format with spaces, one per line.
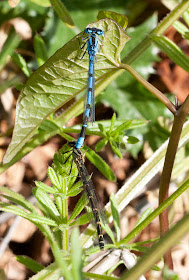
xmin=126 ymin=135 xmax=139 ymax=144
xmin=16 ymin=255 xmax=44 ymax=273
xmin=11 ymin=52 xmax=32 ymax=77
xmin=69 ymin=214 xmax=90 ymax=227
xmin=48 ymin=167 xmax=61 ymax=191
xmin=102 ymin=222 xmax=116 ymax=245
xmin=0 ymin=28 xmax=21 ymax=72
xmin=68 ymin=194 xmax=88 ymax=224
xmin=34 ymin=34 xmax=48 ymax=66
xmin=67 ymin=188 xmax=82 ymax=197
xmin=0 ymin=186 xmax=36 ymax=212
xmin=71 ymin=228 xmax=83 ymax=280
xmin=183 ymin=10 xmax=189 ymax=26
xmin=35 ymin=181 xmax=56 ymax=194
xmin=110 ymin=194 xmax=120 ymax=242
xmin=83 ymin=145 xmax=116 ymax=181
xmin=151 ymin=34 xmax=189 ymax=72
xmin=50 ymin=0 xmax=75 ymax=28
xmin=112 ymin=120 xmax=133 ymax=135
xmin=110 ymin=113 xmax=117 ymax=132
xmin=0 ymin=202 xmax=28 ymax=218
xmin=97 ymin=11 xmax=129 ymax=30
xmin=23 ymin=262 xmax=61 ymax=280
xmin=32 ymin=187 xmax=61 ymax=223
xmin=173 ymin=20 xmax=189 ymax=36
xmin=110 ymin=139 xmax=122 ymax=159
xmin=95 ymin=138 xmax=108 ymax=152
xmin=27 ymin=213 xmax=58 ymax=226
xmin=67 ymin=181 xmax=83 ymax=197
xmin=3 ymin=18 xmax=130 ymax=164
xmin=98 ymin=123 xmax=106 ymax=135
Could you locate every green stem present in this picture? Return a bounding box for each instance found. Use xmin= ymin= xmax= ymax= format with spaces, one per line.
xmin=120 ymin=214 xmax=189 ymax=280
xmin=119 ymin=178 xmax=189 ymax=246
xmin=119 ymin=64 xmax=176 ymax=114
xmin=38 ymin=224 xmax=72 ymax=279
xmin=84 ymin=272 xmax=117 ymax=280
xmin=62 ymin=182 xmax=69 ymax=251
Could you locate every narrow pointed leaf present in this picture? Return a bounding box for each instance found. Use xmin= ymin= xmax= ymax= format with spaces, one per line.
xmin=32 ymin=187 xmax=61 ymax=223
xmin=151 ymin=34 xmax=189 ymax=72
xmin=68 ymin=194 xmax=88 ymax=224
xmin=48 ymin=167 xmax=61 ymax=191
xmin=35 ymin=181 xmax=56 ymax=194
xmin=50 ymin=0 xmax=75 ymax=28
xmin=95 ymin=138 xmax=108 ymax=152
xmin=83 ymin=146 xmax=116 ymax=181
xmin=11 ymin=52 xmax=32 ymax=77
xmin=0 ymin=28 xmax=21 ymax=72
xmin=27 ymin=213 xmax=58 ymax=226
xmin=34 ymin=34 xmax=48 ymax=66
xmin=110 ymin=139 xmax=122 ymax=159
xmin=110 ymin=194 xmax=120 ymax=242
xmin=16 ymin=256 xmax=44 ymax=273
xmin=0 ymin=202 xmax=28 ymax=218
xmin=0 ymin=186 xmax=36 ymax=212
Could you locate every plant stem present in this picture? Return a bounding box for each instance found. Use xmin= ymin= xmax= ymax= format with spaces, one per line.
xmin=119 ymin=64 xmax=176 ymax=114
xmin=121 ymin=213 xmax=189 ymax=280
xmin=159 ymin=95 xmax=189 ymax=268
xmin=119 ymin=178 xmax=189 ymax=246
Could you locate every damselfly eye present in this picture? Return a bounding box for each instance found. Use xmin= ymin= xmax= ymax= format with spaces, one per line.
xmin=86 ymin=28 xmax=92 ymax=34
xmin=97 ymin=30 xmax=103 ymax=36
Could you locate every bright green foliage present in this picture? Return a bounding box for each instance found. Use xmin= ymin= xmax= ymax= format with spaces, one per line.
xmin=95 ymin=114 xmax=139 ymax=158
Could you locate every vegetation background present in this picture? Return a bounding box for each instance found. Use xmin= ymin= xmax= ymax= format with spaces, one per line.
xmin=0 ymin=0 xmax=189 ymax=279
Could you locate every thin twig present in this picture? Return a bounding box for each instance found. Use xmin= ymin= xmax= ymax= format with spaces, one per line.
xmin=0 ymin=216 xmax=22 ymax=259
xmin=159 ymin=95 xmax=189 ymax=268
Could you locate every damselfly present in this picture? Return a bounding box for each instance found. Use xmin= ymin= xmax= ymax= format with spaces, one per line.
xmin=75 ymin=27 xmax=103 ymax=149
xmin=67 ymin=141 xmax=105 ymax=250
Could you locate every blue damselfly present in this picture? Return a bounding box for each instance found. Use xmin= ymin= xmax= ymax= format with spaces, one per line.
xmin=75 ymin=27 xmax=103 ymax=149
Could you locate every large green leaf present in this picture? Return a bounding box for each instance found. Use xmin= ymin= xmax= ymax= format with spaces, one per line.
xmin=3 ymin=18 xmax=129 ymax=164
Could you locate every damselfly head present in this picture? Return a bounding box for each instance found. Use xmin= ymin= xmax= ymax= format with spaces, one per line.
xmin=85 ymin=27 xmax=103 ymax=36
xmin=68 ymin=141 xmax=76 ymax=148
